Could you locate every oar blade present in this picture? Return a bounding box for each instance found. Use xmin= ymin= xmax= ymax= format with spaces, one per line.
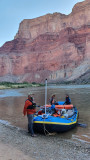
xmin=77 ymin=123 xmax=87 ymax=128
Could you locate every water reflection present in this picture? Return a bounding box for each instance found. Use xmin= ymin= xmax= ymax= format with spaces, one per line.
xmin=0 ymin=89 xmax=23 ymax=97
xmin=0 ymin=85 xmax=90 ymax=143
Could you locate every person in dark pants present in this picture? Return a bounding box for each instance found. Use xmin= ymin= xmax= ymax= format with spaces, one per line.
xmin=64 ymin=94 xmax=71 ymax=105
xmin=23 ymin=93 xmax=37 ymax=137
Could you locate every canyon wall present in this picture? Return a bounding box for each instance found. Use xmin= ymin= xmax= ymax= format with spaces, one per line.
xmin=0 ymin=0 xmax=90 ymax=83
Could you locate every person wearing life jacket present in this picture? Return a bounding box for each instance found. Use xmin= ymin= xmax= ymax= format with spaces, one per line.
xmin=23 ymin=93 xmax=37 ymax=137
xmin=64 ymin=94 xmax=71 ymax=105
xmin=49 ymin=94 xmax=58 ymax=105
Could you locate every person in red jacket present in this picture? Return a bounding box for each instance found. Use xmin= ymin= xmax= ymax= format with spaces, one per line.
xmin=23 ymin=93 xmax=37 ymax=137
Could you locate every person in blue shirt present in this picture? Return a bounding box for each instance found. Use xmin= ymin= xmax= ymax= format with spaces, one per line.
xmin=64 ymin=94 xmax=71 ymax=105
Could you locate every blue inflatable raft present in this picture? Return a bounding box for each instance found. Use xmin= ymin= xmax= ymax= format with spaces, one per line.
xmin=33 ymin=104 xmax=78 ymax=133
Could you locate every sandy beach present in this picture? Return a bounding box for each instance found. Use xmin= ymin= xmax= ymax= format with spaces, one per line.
xmin=0 ymin=123 xmax=90 ymax=160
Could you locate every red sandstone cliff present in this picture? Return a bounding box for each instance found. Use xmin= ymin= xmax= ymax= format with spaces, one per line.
xmin=0 ymin=0 xmax=90 ymax=83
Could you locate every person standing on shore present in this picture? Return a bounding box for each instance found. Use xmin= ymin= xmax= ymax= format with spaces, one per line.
xmin=23 ymin=93 xmax=37 ymax=137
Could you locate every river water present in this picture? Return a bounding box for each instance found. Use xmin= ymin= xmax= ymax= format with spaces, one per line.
xmin=0 ymin=85 xmax=90 ymax=144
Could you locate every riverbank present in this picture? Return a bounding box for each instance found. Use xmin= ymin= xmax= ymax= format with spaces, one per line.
xmin=0 ymin=82 xmax=44 ymax=89
xmin=0 ymin=123 xmax=90 ymax=160
xmin=0 ymin=81 xmax=90 ymax=90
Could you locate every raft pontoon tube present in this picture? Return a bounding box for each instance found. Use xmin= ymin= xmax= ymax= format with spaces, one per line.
xmin=44 ymin=104 xmax=73 ymax=109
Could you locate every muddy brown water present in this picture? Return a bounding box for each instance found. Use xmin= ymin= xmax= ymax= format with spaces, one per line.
xmin=0 ymin=85 xmax=90 ymax=143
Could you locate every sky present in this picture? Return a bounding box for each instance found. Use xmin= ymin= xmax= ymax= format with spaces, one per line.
xmin=0 ymin=0 xmax=84 ymax=47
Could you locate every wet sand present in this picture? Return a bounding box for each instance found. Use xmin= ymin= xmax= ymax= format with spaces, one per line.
xmin=0 ymin=123 xmax=90 ymax=160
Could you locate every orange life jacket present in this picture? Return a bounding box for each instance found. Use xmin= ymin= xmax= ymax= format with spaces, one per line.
xmin=53 ymin=113 xmax=61 ymax=117
xmin=23 ymin=99 xmax=36 ymax=115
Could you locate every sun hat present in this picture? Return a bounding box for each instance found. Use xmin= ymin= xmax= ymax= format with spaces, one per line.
xmin=28 ymin=92 xmax=34 ymax=96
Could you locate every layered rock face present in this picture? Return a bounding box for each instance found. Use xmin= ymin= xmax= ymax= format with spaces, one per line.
xmin=0 ymin=0 xmax=90 ymax=83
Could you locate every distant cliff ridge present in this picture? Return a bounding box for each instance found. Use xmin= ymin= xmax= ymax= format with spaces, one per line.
xmin=0 ymin=0 xmax=90 ymax=83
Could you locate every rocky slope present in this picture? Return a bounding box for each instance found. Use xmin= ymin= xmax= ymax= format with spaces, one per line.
xmin=0 ymin=0 xmax=90 ymax=83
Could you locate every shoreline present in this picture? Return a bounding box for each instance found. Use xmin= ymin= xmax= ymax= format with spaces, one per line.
xmin=0 ymin=82 xmax=44 ymax=90
xmin=0 ymin=83 xmax=90 ymax=90
xmin=0 ymin=122 xmax=90 ymax=160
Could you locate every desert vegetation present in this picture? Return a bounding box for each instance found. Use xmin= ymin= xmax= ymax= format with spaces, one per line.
xmin=0 ymin=82 xmax=44 ymax=89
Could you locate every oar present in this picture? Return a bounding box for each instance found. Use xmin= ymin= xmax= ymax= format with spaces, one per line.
xmin=45 ymin=79 xmax=47 ymax=115
xmin=77 ymin=123 xmax=87 ymax=128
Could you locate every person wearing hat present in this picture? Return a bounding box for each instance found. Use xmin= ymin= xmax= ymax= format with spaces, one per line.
xmin=23 ymin=93 xmax=37 ymax=137
xmin=49 ymin=94 xmax=58 ymax=105
xmin=49 ymin=94 xmax=58 ymax=115
xmin=64 ymin=94 xmax=71 ymax=105
xmin=49 ymin=94 xmax=55 ymax=105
